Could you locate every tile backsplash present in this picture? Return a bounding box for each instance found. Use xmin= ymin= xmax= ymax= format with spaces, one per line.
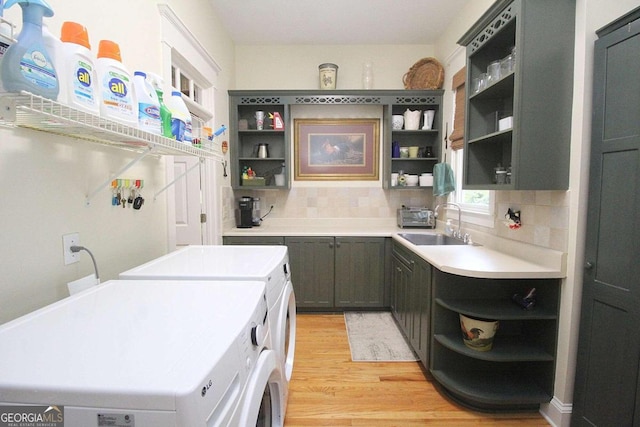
xmin=224 ymin=187 xmax=569 ymax=253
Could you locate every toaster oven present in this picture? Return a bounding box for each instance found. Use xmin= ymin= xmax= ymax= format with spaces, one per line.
xmin=397 ymin=207 xmax=435 ymax=228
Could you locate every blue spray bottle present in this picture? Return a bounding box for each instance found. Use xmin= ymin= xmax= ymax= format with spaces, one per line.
xmin=1 ymin=0 xmax=58 ymax=100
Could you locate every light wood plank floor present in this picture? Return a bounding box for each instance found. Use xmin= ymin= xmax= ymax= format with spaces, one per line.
xmin=284 ymin=313 xmax=550 ymax=426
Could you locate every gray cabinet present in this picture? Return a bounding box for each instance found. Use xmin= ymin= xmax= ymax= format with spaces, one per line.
xmin=228 ymin=90 xmax=442 ymax=191
xmin=334 ymin=237 xmax=386 ymax=308
xmin=390 ymin=241 xmax=431 ymax=369
xmin=285 ymin=236 xmax=387 ymax=310
xmin=286 ymin=236 xmax=335 ymax=309
xmin=228 ymin=92 xmax=290 ymax=190
xmin=572 ymin=8 xmax=640 ymax=426
xmin=430 ymin=269 xmax=560 ymax=410
xmin=458 ymin=0 xmax=575 ymax=190
xmin=386 ymin=92 xmax=443 ymax=190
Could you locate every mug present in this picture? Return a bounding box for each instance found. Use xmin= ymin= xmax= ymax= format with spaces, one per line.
xmin=255 ymin=111 xmax=265 ymax=130
xmin=392 ymin=115 xmax=404 ymax=130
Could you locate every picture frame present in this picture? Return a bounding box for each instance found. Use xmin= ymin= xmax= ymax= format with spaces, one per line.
xmin=294 ymin=118 xmax=380 ymax=181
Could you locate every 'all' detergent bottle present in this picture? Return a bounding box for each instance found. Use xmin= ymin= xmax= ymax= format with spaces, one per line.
xmin=96 ymin=40 xmax=136 ymax=126
xmin=58 ymin=21 xmax=99 ymax=114
xmin=1 ymin=0 xmax=59 ymax=100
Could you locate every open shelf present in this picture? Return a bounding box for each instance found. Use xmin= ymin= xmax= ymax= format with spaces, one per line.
xmin=0 ymin=92 xmax=222 ymax=159
xmin=431 ymin=368 xmax=551 ymax=408
xmin=434 ymin=333 xmax=554 ymax=362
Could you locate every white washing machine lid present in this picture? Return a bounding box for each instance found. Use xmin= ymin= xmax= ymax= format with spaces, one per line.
xmin=119 ymin=245 xmax=288 ymax=282
xmin=0 ymin=280 xmax=265 ymax=411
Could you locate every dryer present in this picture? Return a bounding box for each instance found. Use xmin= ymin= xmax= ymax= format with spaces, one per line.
xmin=0 ymin=280 xmax=284 ymax=427
xmin=119 ymin=245 xmax=297 ymax=413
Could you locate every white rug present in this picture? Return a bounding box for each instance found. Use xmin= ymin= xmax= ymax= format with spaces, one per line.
xmin=344 ymin=312 xmax=419 ymax=362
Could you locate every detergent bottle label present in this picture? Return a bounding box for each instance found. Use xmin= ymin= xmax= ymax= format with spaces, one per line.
xmin=72 ymin=60 xmax=97 ymax=107
xmin=101 ymin=70 xmax=133 ymax=115
xmin=171 ymin=117 xmax=186 ymax=141
xmin=138 ymin=102 xmax=161 ymax=132
xmin=19 ymin=45 xmax=57 ymax=89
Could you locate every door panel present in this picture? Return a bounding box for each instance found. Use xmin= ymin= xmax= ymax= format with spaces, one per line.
xmin=572 ymin=17 xmax=640 ymax=427
xmin=174 ymin=156 xmax=202 ymax=246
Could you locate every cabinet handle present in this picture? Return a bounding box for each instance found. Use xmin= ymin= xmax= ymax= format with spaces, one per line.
xmin=329 ymin=242 xmax=334 ymax=248
xmin=585 ymin=261 xmax=594 ymax=270
xmin=336 ymin=241 xmax=341 ymax=248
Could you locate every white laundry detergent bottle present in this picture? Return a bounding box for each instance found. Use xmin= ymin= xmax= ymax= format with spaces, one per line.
xmin=57 ymin=21 xmax=98 ymax=114
xmin=96 ymin=39 xmax=136 ymax=126
xmin=1 ymin=0 xmax=58 ymax=100
xmin=133 ymin=71 xmax=161 ymax=134
xmin=164 ymin=90 xmax=191 ymax=142
xmin=0 ymin=0 xmax=15 ymax=93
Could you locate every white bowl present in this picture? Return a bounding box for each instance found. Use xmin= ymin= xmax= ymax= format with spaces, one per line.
xmin=405 ymin=174 xmax=419 ymax=186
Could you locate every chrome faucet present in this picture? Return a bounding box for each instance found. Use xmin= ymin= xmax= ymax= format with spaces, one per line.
xmin=434 ymin=202 xmax=463 ymax=240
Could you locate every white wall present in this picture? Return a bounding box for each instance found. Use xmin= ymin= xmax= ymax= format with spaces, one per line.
xmin=235 ymin=44 xmax=434 ymax=90
xmin=0 ymin=0 xmax=235 ymax=324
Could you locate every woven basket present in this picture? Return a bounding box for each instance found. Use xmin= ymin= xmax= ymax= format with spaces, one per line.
xmin=403 ymin=57 xmax=445 ymax=90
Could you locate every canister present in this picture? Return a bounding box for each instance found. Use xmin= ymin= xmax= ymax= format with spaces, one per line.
xmin=319 ymin=63 xmax=338 ymax=90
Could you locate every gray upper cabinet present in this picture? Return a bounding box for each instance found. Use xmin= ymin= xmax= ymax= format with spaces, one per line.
xmin=228 ymin=92 xmax=290 ymax=190
xmin=228 ymin=90 xmax=442 ymax=191
xmin=458 ymin=0 xmax=575 ymax=190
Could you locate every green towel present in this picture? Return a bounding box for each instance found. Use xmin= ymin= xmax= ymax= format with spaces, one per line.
xmin=432 ymin=162 xmax=456 ymax=197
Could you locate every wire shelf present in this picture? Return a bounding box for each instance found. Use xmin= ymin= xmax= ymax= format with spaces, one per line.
xmin=0 ymin=91 xmax=222 ymax=159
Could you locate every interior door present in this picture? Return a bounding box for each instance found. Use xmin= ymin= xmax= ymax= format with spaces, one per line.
xmin=174 ymin=156 xmax=202 ymax=246
xmin=572 ymin=16 xmax=640 ymax=426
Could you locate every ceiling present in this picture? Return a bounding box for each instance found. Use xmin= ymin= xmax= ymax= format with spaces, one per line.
xmin=210 ymin=0 xmax=473 ymax=45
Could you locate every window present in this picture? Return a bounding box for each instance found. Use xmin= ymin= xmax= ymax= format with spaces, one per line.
xmin=449 ymin=66 xmax=495 ymax=228
xmin=451 ymin=149 xmax=495 ymax=227
xmin=159 ymin=5 xmax=221 ymax=150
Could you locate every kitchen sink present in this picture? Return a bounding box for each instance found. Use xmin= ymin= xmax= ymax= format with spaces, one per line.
xmin=398 ymin=233 xmax=467 ymax=246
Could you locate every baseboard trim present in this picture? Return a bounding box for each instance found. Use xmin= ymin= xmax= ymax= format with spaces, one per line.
xmin=540 ymin=397 xmax=573 ymax=427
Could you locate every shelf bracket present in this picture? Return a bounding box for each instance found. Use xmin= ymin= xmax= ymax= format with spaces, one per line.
xmin=153 ymin=158 xmax=202 ymax=201
xmin=85 ymin=146 xmax=155 ymax=206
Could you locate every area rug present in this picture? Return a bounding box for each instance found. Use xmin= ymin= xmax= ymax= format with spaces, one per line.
xmin=344 ymin=312 xmax=418 ymax=362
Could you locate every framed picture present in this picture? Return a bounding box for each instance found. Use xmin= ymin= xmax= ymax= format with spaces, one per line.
xmin=294 ymin=119 xmax=380 ymax=181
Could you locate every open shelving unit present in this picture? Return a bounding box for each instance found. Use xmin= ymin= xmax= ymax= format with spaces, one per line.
xmin=459 ymin=0 xmax=575 ymax=190
xmin=430 ymin=269 xmax=560 ymax=410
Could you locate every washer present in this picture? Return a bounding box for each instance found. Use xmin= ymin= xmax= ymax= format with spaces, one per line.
xmin=0 ymin=280 xmax=284 ymax=427
xmin=119 ymin=245 xmax=297 ymax=414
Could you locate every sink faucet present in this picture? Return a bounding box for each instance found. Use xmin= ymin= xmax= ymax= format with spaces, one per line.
xmin=434 ymin=203 xmax=463 ymax=240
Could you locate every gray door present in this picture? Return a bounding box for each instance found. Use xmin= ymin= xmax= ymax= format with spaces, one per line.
xmin=572 ymin=15 xmax=640 ymax=426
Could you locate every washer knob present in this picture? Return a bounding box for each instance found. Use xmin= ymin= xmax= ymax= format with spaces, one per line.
xmin=251 ymin=323 xmax=264 ymax=347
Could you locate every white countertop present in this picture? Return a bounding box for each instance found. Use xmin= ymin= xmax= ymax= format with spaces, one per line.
xmin=224 ymin=219 xmax=566 ymax=280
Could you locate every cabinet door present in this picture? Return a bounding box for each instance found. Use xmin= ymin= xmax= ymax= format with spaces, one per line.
xmin=572 ymin=16 xmax=640 ymax=427
xmin=334 ymin=237 xmax=385 ymax=307
xmin=390 ymin=243 xmax=414 ymax=336
xmin=285 ymin=237 xmax=334 ymax=309
xmin=411 ymin=255 xmax=431 ymax=368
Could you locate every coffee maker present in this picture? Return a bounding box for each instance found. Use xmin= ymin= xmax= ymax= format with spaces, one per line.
xmin=236 ymin=196 xmax=254 ymax=228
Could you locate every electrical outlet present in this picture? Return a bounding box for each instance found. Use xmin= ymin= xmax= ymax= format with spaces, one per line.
xmin=63 ymin=233 xmax=80 ymax=265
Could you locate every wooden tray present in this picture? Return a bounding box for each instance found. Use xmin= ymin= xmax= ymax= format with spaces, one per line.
xmin=403 ymin=57 xmax=444 ymax=90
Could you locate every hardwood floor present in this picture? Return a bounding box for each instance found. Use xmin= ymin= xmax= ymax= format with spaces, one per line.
xmin=284 ymin=314 xmax=550 ymax=426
